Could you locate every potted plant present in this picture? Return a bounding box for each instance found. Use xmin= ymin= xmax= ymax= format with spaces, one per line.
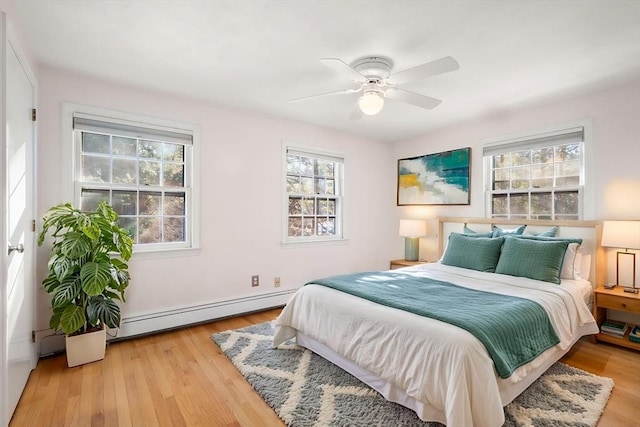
xmin=38 ymin=201 xmax=133 ymax=367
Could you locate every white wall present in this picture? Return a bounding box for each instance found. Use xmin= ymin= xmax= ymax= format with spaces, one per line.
xmin=391 ymin=80 xmax=640 ymax=264
xmin=36 ymin=66 xmax=394 ymax=342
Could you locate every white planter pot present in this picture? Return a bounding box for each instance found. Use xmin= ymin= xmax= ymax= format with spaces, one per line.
xmin=65 ymin=327 xmax=106 ymax=367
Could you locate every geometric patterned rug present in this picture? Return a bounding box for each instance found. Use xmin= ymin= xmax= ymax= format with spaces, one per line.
xmin=212 ymin=322 xmax=614 ymax=427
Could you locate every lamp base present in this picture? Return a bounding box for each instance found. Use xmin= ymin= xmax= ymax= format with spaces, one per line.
xmin=404 ymin=237 xmax=419 ymax=262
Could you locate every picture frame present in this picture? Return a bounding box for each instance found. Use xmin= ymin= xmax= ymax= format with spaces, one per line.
xmin=397 ymin=147 xmax=471 ymax=205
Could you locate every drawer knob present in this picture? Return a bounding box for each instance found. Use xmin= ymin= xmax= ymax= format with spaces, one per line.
xmin=621 ymin=303 xmax=627 ymax=308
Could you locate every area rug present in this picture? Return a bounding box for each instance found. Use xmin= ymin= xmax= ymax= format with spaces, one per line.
xmin=212 ymin=322 xmax=613 ymax=427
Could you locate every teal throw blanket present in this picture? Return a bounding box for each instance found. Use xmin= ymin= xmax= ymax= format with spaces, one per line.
xmin=308 ymin=271 xmax=560 ymax=379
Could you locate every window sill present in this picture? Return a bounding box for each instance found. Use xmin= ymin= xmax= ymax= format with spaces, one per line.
xmin=131 ymin=246 xmax=201 ymax=259
xmin=281 ymin=238 xmax=349 ymax=248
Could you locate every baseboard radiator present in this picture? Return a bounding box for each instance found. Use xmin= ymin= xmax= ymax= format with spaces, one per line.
xmin=38 ymin=289 xmax=295 ymax=357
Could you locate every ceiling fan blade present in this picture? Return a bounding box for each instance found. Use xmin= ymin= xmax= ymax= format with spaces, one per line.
xmin=319 ymin=58 xmax=367 ymax=82
xmin=289 ymin=87 xmax=361 ymax=103
xmin=386 ymin=88 xmax=442 ymax=110
xmin=387 ymin=56 xmax=459 ymax=85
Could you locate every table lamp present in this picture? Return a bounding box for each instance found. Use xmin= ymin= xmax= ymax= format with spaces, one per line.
xmin=399 ymin=219 xmax=427 ymax=262
xmin=601 ymin=220 xmax=640 ymax=293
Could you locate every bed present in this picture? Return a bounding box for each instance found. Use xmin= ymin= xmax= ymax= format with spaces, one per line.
xmin=273 ymin=218 xmax=602 ymax=427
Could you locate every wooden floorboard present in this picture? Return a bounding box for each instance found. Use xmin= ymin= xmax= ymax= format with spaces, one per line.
xmin=10 ymin=308 xmax=640 ymax=426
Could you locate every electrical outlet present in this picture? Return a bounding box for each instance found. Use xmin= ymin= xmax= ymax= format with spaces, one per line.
xmin=251 ymin=275 xmax=259 ymax=287
xmin=274 ymin=277 xmax=280 ymax=287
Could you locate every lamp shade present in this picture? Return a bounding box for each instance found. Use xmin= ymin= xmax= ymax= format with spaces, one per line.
xmin=601 ymin=220 xmax=640 ymax=250
xmin=358 ymin=91 xmax=384 ymax=115
xmin=399 ymin=219 xmax=427 ymax=238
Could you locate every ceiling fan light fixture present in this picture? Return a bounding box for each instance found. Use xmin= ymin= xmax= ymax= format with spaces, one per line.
xmin=358 ymin=90 xmax=384 ymax=115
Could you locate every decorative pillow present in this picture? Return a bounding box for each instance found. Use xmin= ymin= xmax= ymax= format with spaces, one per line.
xmin=442 ymin=233 xmax=504 ymax=273
xmin=506 ymin=234 xmax=583 ymax=280
xmin=463 ymin=225 xmax=493 ymax=238
xmin=536 ymin=226 xmax=559 ymax=237
xmin=492 ymin=225 xmax=526 ymax=237
xmin=495 ymin=237 xmax=569 ymax=284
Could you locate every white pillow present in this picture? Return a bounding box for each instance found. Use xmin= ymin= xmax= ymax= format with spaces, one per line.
xmin=560 ymin=243 xmax=581 ymax=280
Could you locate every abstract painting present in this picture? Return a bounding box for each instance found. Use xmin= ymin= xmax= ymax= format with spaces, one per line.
xmin=397 ymin=147 xmax=471 ymax=205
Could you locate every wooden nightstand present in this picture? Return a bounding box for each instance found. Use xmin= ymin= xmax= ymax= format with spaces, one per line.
xmin=389 ymin=259 xmax=426 ymax=270
xmin=593 ymin=286 xmax=640 ymax=351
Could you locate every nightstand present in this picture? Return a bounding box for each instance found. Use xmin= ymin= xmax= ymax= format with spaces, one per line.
xmin=389 ymin=259 xmax=426 ymax=270
xmin=593 ymin=286 xmax=640 ymax=351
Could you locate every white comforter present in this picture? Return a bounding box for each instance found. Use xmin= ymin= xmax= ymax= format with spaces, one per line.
xmin=273 ymin=263 xmax=598 ymax=427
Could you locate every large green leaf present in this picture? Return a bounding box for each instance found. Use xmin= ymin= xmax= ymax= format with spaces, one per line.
xmin=49 ymin=305 xmax=65 ymax=331
xmin=43 ymin=273 xmax=62 ymax=294
xmin=60 ymin=305 xmax=85 ymax=335
xmin=87 ymin=297 xmax=121 ymax=329
xmin=52 ymin=278 xmax=81 ymax=308
xmin=58 ymin=231 xmax=92 ymax=259
xmin=80 ymin=262 xmax=112 ymax=296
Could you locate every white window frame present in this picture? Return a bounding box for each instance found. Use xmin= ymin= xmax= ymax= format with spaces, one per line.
xmin=61 ymin=103 xmax=200 ymax=253
xmin=482 ymin=120 xmax=593 ymax=220
xmin=282 ymin=142 xmax=345 ymax=244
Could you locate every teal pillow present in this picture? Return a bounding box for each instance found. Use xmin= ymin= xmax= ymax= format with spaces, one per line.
xmin=492 ymin=225 xmax=526 ymax=237
xmin=463 ymin=226 xmax=493 ymax=238
xmin=509 ymin=234 xmax=582 ymax=245
xmin=536 ymin=226 xmax=559 ymax=237
xmin=442 ymin=234 xmax=504 ymax=272
xmin=495 ymin=237 xmax=569 ymax=284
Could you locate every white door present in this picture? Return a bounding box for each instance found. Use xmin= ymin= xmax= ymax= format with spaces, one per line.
xmin=1 ymin=14 xmax=37 ymax=425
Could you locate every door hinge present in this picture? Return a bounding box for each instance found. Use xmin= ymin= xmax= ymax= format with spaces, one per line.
xmin=32 ymin=108 xmax=36 ymax=121
xmin=32 ymin=219 xmax=36 ymax=232
xmin=31 ymin=331 xmax=36 ymax=343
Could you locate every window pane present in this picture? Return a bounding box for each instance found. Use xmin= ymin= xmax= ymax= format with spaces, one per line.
xmin=509 ymin=193 xmax=529 ymax=215
xmin=288 ymin=197 xmax=302 ymax=215
xmin=288 ymin=217 xmax=302 ymax=236
xmin=112 ymin=136 xmax=137 ymax=157
xmin=118 ymin=217 xmax=137 ymax=244
xmin=532 ymin=147 xmax=554 ymax=164
xmin=138 ymin=140 xmax=162 ymax=159
xmin=300 ymin=177 xmax=313 ymax=194
xmin=315 ymin=160 xmax=334 ymax=178
xmin=302 ymin=218 xmax=315 ymax=236
xmin=317 ymin=199 xmax=335 ymax=215
xmin=112 ymin=158 xmax=137 ymax=184
xmin=287 ymin=176 xmax=300 ymax=193
xmin=164 ymin=193 xmax=185 ymax=216
xmin=317 ymin=217 xmax=335 ymax=235
xmin=287 ymin=155 xmax=301 ymax=174
xmin=556 ymin=143 xmax=580 ymax=162
xmin=139 ymin=160 xmax=161 ymax=186
xmin=164 ymin=163 xmax=184 ymax=187
xmin=112 ymin=191 xmax=137 ymax=215
xmin=82 ymin=133 xmax=110 ymax=154
xmin=492 ymin=194 xmax=508 ymax=215
xmin=511 ymin=150 xmax=530 ymax=166
xmin=493 ymin=169 xmax=509 ymax=190
xmin=302 ymin=199 xmax=314 ymax=215
xmin=315 ymin=178 xmax=326 ymax=194
xmin=163 ymin=143 xmax=184 ymax=162
xmin=531 ymin=192 xmax=552 ymax=215
xmin=140 ymin=191 xmax=162 ymax=215
xmin=164 ymin=217 xmax=185 ymax=242
xmin=80 ymin=189 xmax=109 ymax=211
xmin=531 ymin=164 xmax=553 ymax=188
xmin=555 ymin=191 xmax=579 ymax=216
xmin=300 ymin=157 xmax=313 ymax=176
xmin=82 ymin=155 xmax=111 ymax=182
xmin=139 ymin=217 xmax=162 ymax=244
xmin=555 ymin=161 xmax=580 ymax=186
xmin=511 ymin=167 xmax=530 ymax=189
xmin=492 ymin=154 xmax=510 ymax=169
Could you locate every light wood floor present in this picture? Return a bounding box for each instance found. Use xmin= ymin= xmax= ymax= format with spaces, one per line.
xmin=10 ymin=308 xmax=640 ymax=427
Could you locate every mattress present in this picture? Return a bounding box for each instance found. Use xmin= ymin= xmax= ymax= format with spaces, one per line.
xmin=273 ymin=263 xmax=598 ymax=427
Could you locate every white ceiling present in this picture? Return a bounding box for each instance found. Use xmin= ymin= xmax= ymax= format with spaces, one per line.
xmin=12 ymin=0 xmax=640 ymax=142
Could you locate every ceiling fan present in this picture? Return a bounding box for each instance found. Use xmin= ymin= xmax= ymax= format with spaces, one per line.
xmin=290 ymin=55 xmax=460 ymax=117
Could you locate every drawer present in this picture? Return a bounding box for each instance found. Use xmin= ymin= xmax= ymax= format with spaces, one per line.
xmin=597 ymin=293 xmax=640 ymax=313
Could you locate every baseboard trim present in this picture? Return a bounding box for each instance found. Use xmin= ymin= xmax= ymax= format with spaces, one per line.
xmin=38 ymin=290 xmax=295 ymax=357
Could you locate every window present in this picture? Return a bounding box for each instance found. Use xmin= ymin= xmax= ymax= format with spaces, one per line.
xmin=72 ymin=112 xmax=197 ymax=251
xmin=484 ymin=127 xmax=584 ymax=220
xmin=284 ymin=146 xmax=344 ymax=242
